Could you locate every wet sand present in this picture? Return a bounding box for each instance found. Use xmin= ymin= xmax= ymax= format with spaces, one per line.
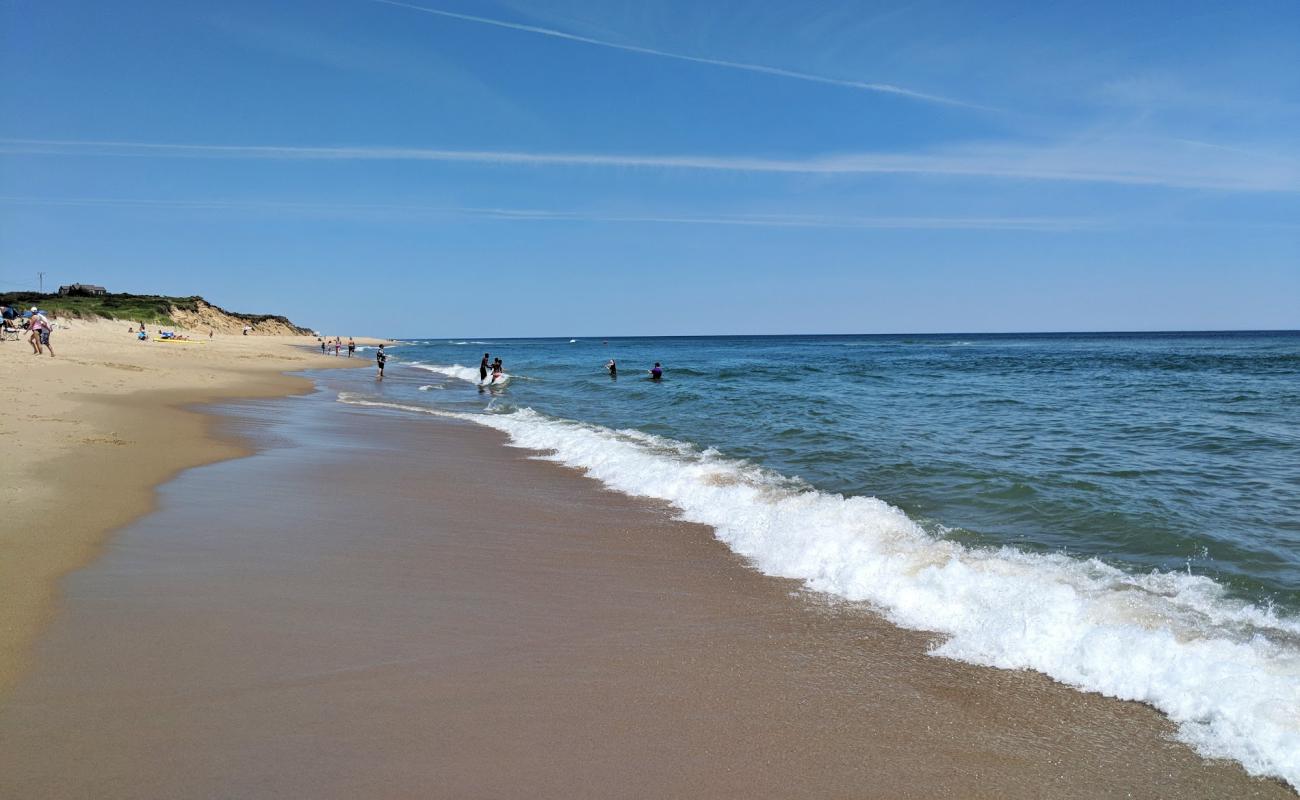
xmin=0 ymin=384 xmax=1289 ymax=798
xmin=0 ymin=318 xmax=387 ymax=697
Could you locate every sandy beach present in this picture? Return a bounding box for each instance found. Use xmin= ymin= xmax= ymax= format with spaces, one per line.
xmin=0 ymin=319 xmax=386 ymax=698
xmin=1 ymin=361 xmax=1290 ymax=798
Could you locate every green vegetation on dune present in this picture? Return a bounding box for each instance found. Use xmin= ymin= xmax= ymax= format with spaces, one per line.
xmin=0 ymin=292 xmax=310 ymax=332
xmin=0 ymin=292 xmax=194 ymax=323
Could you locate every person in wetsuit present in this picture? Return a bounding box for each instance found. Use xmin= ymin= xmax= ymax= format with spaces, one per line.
xmin=480 ymin=353 xmax=491 ymax=382
xmin=606 ymin=359 xmax=617 ymax=378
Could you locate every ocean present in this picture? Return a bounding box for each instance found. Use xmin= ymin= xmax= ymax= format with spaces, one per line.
xmin=338 ymin=331 xmax=1300 ymax=787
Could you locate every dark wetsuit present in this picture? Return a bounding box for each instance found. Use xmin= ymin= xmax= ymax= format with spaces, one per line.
xmin=480 ymin=356 xmax=490 ymax=381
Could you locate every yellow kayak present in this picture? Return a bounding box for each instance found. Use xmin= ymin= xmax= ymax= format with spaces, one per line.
xmin=151 ymin=337 xmax=205 ymax=344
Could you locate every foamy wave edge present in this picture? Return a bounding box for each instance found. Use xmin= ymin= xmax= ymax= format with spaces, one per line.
xmin=338 ymin=393 xmax=1300 ymax=788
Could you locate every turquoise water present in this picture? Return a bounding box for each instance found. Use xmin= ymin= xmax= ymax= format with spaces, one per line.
xmin=372 ymin=332 xmax=1300 ymax=610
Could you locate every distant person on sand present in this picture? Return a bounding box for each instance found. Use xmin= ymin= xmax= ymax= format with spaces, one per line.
xmin=334 ymin=339 xmax=341 ymax=356
xmin=320 ymin=340 xmax=327 ymax=355
xmin=347 ymin=338 xmax=355 ymax=357
xmin=28 ymin=307 xmax=53 ymax=357
xmin=376 ymin=344 xmax=387 ymax=379
xmin=649 ymin=362 xmax=662 ymax=380
xmin=480 ymin=352 xmax=491 ymax=382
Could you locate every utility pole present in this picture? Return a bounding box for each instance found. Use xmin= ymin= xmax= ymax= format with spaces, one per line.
xmin=38 ymin=271 xmax=45 ymax=293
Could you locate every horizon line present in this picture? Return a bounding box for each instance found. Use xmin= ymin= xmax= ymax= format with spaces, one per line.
xmin=384 ymin=329 xmax=1300 ymax=340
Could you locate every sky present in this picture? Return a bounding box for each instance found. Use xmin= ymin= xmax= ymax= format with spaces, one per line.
xmin=1 ymin=0 xmax=1297 ymax=337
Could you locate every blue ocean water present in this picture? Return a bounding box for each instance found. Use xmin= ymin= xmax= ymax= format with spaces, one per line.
xmin=372 ymin=331 xmax=1300 ymax=610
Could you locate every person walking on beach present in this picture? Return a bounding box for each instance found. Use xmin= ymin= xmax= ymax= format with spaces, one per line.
xmin=347 ymin=338 xmax=356 ymax=357
xmin=376 ymin=344 xmax=387 ymax=379
xmin=649 ymin=362 xmax=663 ymax=380
xmin=320 ymin=339 xmax=327 ymax=355
xmin=28 ymin=307 xmax=54 ymax=357
xmin=334 ymin=339 xmax=341 ymax=357
xmin=480 ymin=352 xmax=491 ymax=383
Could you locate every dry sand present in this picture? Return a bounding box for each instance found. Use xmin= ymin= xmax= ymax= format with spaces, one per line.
xmin=0 ymin=376 xmax=1290 ymax=798
xmin=0 ymin=318 xmax=386 ymax=697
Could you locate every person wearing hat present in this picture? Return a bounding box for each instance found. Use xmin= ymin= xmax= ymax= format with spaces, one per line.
xmin=28 ymin=307 xmax=54 ymax=357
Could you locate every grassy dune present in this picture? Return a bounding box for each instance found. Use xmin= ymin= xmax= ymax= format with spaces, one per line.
xmin=0 ymin=292 xmax=310 ymax=333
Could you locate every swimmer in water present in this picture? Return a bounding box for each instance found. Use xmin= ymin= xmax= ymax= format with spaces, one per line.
xmin=649 ymin=362 xmax=663 ymax=380
xmin=606 ymin=359 xmax=617 ymax=378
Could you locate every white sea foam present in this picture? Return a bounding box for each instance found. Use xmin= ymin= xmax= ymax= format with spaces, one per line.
xmin=412 ymin=363 xmax=514 ymax=386
xmin=338 ymin=394 xmax=1300 ymax=788
xmin=412 ymin=363 xmax=482 ymax=383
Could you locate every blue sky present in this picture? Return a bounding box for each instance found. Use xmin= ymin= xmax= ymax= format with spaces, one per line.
xmin=1 ymin=0 xmax=1297 ymax=336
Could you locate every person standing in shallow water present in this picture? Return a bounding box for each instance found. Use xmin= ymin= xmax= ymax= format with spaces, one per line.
xmin=376 ymin=344 xmax=387 ymax=379
xmin=649 ymin=362 xmax=663 ymax=380
xmin=347 ymin=338 xmax=355 ymax=357
xmin=480 ymin=352 xmax=491 ymax=383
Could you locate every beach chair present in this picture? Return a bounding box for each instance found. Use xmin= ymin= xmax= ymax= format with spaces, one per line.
xmin=1 ymin=322 xmax=20 ymax=342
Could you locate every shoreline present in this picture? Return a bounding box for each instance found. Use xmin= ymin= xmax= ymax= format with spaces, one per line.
xmin=1 ymin=377 xmax=1290 ymax=798
xmin=0 ymin=319 xmax=389 ymax=698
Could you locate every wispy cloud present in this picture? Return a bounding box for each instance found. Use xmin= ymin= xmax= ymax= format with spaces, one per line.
xmin=0 ymin=195 xmax=1090 ymax=232
xmin=366 ymin=0 xmax=977 ymax=109
xmin=3 ymin=137 xmax=1297 ymax=192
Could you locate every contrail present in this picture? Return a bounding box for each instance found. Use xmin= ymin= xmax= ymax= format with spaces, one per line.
xmin=0 ymin=196 xmax=1090 ymax=231
xmin=367 ymin=0 xmax=979 ymax=109
xmin=3 ymin=138 xmax=1295 ymax=192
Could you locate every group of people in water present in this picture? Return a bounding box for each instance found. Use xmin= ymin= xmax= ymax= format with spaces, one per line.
xmin=479 ymin=352 xmax=505 ymax=383
xmin=373 ymin=346 xmax=665 ymax=384
xmin=320 ymin=337 xmax=356 ymax=357
xmin=606 ymin=359 xmax=663 ymax=380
